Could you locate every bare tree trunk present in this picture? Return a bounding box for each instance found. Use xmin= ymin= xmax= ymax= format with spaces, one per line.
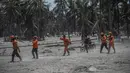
xmin=81 ymin=14 xmax=88 ymax=42
xmin=109 ymin=5 xmax=112 ymax=31
xmin=68 ymin=28 xmax=71 ymax=40
xmin=9 ymin=16 xmax=11 ymax=35
xmin=127 ymin=23 xmax=129 ymax=38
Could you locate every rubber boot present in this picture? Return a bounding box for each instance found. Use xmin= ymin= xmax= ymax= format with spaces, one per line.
xmin=62 ymin=52 xmax=66 ymax=56
xmin=11 ymin=55 xmax=15 ymax=62
xmin=67 ymin=50 xmax=70 ymax=56
xmin=113 ymin=48 xmax=116 ymax=53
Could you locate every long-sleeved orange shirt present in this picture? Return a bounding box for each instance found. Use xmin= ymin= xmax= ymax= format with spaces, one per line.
xmin=33 ymin=39 xmax=38 ymax=49
xmin=101 ymin=35 xmax=107 ymax=43
xmin=60 ymin=37 xmax=71 ymax=47
xmin=12 ymin=40 xmax=18 ymax=49
xmin=108 ymin=35 xmax=114 ymax=44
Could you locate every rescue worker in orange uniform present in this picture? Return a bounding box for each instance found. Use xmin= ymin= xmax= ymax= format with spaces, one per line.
xmin=108 ymin=32 xmax=116 ymax=54
xmin=60 ymin=35 xmax=71 ymax=56
xmin=10 ymin=35 xmax=22 ymax=62
xmin=100 ymin=32 xmax=108 ymax=53
xmin=32 ymin=36 xmax=39 ymax=59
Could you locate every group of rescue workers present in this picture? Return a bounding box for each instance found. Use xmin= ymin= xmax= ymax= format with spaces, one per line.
xmin=10 ymin=36 xmax=38 ymax=62
xmin=100 ymin=32 xmax=116 ymax=54
xmin=9 ymin=31 xmax=115 ymax=62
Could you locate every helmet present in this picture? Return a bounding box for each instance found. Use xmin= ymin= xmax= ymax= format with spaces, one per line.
xmin=10 ymin=35 xmax=15 ymax=39
xmin=63 ymin=35 xmax=66 ymax=38
xmin=101 ymin=32 xmax=104 ymax=35
xmin=109 ymin=32 xmax=112 ymax=35
xmin=33 ymin=36 xmax=38 ymax=39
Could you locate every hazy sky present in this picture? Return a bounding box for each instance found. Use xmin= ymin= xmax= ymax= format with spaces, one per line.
xmin=45 ymin=0 xmax=55 ymax=10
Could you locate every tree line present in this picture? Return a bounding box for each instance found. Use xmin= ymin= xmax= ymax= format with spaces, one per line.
xmin=0 ymin=0 xmax=130 ymax=40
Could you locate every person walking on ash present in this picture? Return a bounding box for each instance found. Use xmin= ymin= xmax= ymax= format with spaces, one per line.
xmin=32 ymin=36 xmax=39 ymax=59
xmin=10 ymin=35 xmax=22 ymax=62
xmin=100 ymin=32 xmax=108 ymax=53
xmin=108 ymin=32 xmax=116 ymax=54
xmin=60 ymin=35 xmax=71 ymax=56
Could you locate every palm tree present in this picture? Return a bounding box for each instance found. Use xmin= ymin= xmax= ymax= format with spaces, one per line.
xmin=20 ymin=0 xmax=49 ymax=39
xmin=3 ymin=0 xmax=21 ymax=35
xmin=53 ymin=0 xmax=68 ymax=35
xmin=67 ymin=0 xmax=96 ymax=40
xmin=0 ymin=0 xmax=130 ymax=40
xmin=0 ymin=0 xmax=50 ymax=39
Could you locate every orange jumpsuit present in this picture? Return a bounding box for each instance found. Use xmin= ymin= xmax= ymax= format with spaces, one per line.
xmin=32 ymin=39 xmax=38 ymax=59
xmin=108 ymin=35 xmax=114 ymax=48
xmin=100 ymin=35 xmax=108 ymax=53
xmin=12 ymin=40 xmax=18 ymax=49
xmin=11 ymin=39 xmax=22 ymax=62
xmin=101 ymin=36 xmax=107 ymax=43
xmin=33 ymin=39 xmax=38 ymax=49
xmin=60 ymin=37 xmax=71 ymax=55
xmin=108 ymin=35 xmax=116 ymax=53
